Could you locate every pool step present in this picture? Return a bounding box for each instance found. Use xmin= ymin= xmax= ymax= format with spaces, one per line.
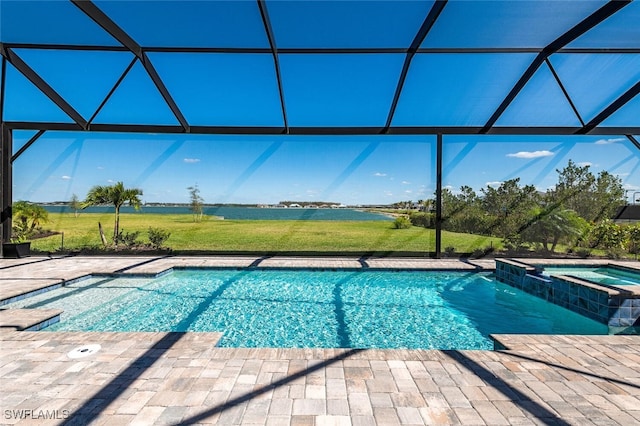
xmin=0 ymin=279 xmax=65 ymax=307
xmin=0 ymin=308 xmax=63 ymax=331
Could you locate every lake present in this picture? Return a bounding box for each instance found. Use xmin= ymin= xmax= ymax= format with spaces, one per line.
xmin=42 ymin=205 xmax=393 ymax=221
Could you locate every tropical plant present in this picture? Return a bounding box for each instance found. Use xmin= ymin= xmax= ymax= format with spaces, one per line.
xmin=520 ymin=206 xmax=587 ymax=253
xmin=11 ymin=201 xmax=49 ymax=242
xmin=82 ymin=182 xmax=143 ymax=243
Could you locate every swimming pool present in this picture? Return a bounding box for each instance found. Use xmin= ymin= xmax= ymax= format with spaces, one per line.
xmin=6 ymin=269 xmax=607 ymax=349
xmin=543 ymin=265 xmax=640 ymax=287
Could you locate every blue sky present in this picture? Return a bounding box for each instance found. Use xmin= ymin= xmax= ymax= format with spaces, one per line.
xmin=11 ymin=132 xmax=640 ymax=206
xmin=2 ymin=0 xmax=640 ymax=205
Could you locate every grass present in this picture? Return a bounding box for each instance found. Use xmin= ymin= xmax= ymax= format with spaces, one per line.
xmin=30 ymin=213 xmax=503 ymax=255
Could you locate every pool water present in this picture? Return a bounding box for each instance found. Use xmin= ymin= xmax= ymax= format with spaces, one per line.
xmin=6 ymin=269 xmax=607 ymax=350
xmin=543 ymin=266 xmax=640 ymax=287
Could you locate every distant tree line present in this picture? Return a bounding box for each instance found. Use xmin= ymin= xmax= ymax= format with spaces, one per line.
xmin=280 ymin=201 xmax=341 ymax=207
xmin=405 ymin=160 xmax=634 ymax=255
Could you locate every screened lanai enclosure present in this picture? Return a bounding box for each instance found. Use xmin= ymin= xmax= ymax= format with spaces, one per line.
xmin=1 ymin=0 xmax=639 ymax=258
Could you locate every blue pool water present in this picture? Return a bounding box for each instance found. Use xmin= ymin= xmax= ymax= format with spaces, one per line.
xmin=6 ymin=269 xmax=607 ymax=349
xmin=543 ymin=266 xmax=640 ymax=287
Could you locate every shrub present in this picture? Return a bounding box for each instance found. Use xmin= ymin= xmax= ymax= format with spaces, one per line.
xmin=444 ymin=246 xmax=456 ymax=256
xmin=575 ymin=248 xmax=591 ymax=258
xmin=148 ymin=227 xmax=171 ymax=249
xmin=606 ymin=248 xmax=625 ymax=260
xmin=393 ymin=216 xmax=412 ymax=229
xmin=115 ymin=229 xmax=141 ymax=248
xmin=626 ymin=224 xmax=640 ymax=254
xmin=409 ymin=212 xmax=434 ymax=228
xmin=502 ymin=235 xmax=529 ymax=253
xmin=587 ymin=219 xmax=626 ymax=250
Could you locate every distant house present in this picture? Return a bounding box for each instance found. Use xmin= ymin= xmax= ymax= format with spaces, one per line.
xmin=289 ymin=203 xmax=302 ymax=208
xmin=613 ymin=205 xmax=640 ymax=223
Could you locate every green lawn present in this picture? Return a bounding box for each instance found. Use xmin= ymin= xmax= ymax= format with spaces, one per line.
xmin=29 ymin=213 xmax=502 ymax=255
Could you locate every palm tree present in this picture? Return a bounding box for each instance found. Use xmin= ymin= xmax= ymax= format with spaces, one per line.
xmin=521 ymin=206 xmax=587 ymax=252
xmin=82 ymin=182 xmax=143 ymax=243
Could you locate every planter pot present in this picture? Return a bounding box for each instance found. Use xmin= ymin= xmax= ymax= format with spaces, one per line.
xmin=3 ymin=242 xmax=31 ymax=258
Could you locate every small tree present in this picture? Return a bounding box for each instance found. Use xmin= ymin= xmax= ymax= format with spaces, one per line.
xmin=187 ymin=184 xmax=204 ymax=222
xmin=83 ymin=182 xmax=143 ymax=244
xmin=69 ymin=194 xmax=81 ymax=218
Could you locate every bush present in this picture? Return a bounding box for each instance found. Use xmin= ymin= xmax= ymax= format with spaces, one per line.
xmin=393 ymin=216 xmax=412 ymax=229
xmin=148 ymin=227 xmax=171 ymax=249
xmin=626 ymin=224 xmax=640 ymax=254
xmin=606 ymin=248 xmax=625 ymax=260
xmin=409 ymin=212 xmax=434 ymax=228
xmin=502 ymin=235 xmax=529 ymax=253
xmin=575 ymin=248 xmax=591 ymax=258
xmin=115 ymin=230 xmax=141 ymax=248
xmin=444 ymin=246 xmax=456 ymax=256
xmin=587 ymin=219 xmax=626 ymax=250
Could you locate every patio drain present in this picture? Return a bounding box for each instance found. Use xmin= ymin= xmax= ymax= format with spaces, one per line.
xmin=67 ymin=344 xmax=101 ymax=359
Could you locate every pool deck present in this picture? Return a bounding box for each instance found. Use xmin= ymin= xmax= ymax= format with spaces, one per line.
xmin=1 ymin=255 xmax=639 ymax=425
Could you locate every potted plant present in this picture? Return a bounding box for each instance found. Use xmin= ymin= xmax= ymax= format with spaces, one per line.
xmin=2 ymin=201 xmax=49 ymax=258
xmin=2 ymin=236 xmax=31 ymax=258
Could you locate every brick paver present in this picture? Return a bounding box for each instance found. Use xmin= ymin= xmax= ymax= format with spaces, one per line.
xmin=0 ymin=256 xmax=639 ymax=425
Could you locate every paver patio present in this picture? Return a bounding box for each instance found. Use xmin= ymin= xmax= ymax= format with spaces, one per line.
xmin=1 ymin=256 xmax=639 ymax=425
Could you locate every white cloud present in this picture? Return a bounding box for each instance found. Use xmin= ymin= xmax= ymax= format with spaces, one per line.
xmin=97 ymin=166 xmax=104 ymax=170
xmin=107 ymin=179 xmax=115 ymax=183
xmin=404 ymin=190 xmax=413 ymax=194
xmin=506 ymin=150 xmax=554 ymax=159
xmin=184 ymin=158 xmax=201 ymax=163
xmin=485 ymin=181 xmax=503 ymax=187
xmin=384 ymin=191 xmax=393 ymax=197
xmin=402 ymin=181 xmax=411 ymax=185
xmin=577 ymin=161 xmax=593 ymax=167
xmin=61 ymin=175 xmax=71 ymax=180
xmin=373 ymin=172 xmax=387 ymax=177
xmin=595 ymin=137 xmax=625 ymax=145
